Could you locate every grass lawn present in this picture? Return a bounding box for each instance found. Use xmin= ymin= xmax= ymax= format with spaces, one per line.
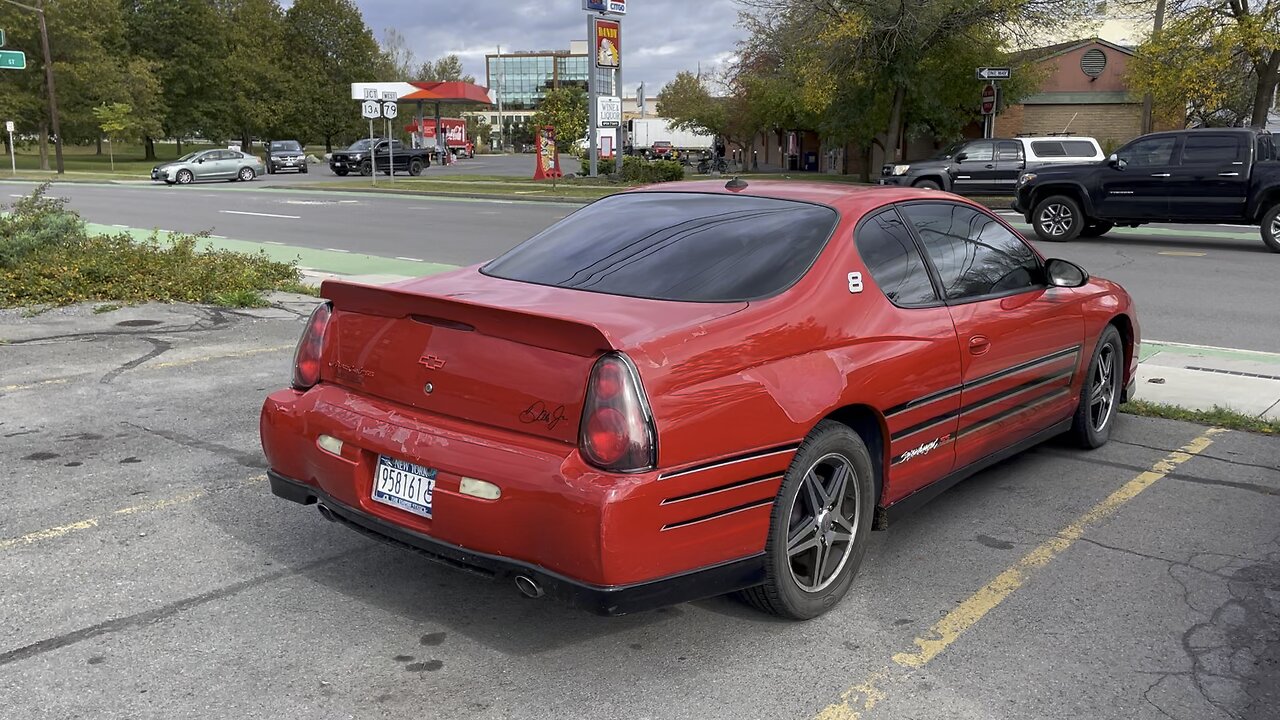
xmin=5 ymin=141 xmax=227 ymax=177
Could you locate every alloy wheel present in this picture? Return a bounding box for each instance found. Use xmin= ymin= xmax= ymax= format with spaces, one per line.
xmin=1090 ymin=344 xmax=1117 ymax=432
xmin=785 ymin=453 xmax=860 ymax=593
xmin=1038 ymin=203 xmax=1074 ymax=237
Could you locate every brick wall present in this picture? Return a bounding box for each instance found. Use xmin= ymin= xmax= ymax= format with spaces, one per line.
xmin=994 ymin=103 xmax=1026 ymax=138
xmin=1021 ymin=104 xmax=1142 ymax=147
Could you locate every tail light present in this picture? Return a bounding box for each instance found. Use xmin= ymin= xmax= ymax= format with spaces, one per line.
xmin=579 ymin=353 xmax=656 ymax=473
xmin=292 ymin=302 xmax=331 ymax=390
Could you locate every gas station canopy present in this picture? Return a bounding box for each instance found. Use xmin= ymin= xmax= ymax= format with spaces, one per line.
xmin=349 ymin=81 xmax=493 ymax=105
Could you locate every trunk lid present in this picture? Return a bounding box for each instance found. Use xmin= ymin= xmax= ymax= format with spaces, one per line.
xmin=320 ymin=271 xmax=744 ymax=443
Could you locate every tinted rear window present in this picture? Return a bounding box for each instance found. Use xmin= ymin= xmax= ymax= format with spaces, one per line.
xmin=482 ymin=192 xmax=838 ymax=302
xmin=1030 ymin=140 xmax=1097 ymax=158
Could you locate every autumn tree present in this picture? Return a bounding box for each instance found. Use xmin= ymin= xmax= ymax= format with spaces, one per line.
xmin=531 ymin=87 xmax=587 ymax=152
xmin=418 ymin=54 xmax=476 ymax=83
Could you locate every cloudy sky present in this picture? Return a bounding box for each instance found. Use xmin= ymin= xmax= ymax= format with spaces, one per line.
xmin=353 ymin=0 xmax=743 ymax=97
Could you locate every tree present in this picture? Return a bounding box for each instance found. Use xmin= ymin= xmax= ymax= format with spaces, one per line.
xmin=380 ymin=27 xmax=416 ymax=80
xmin=657 ymin=69 xmax=762 ymax=158
xmin=1129 ymin=1 xmax=1280 ymax=128
xmin=531 ymin=87 xmax=587 ymax=152
xmin=417 ymin=54 xmax=476 ymax=83
xmin=284 ymin=0 xmax=385 ymax=151
xmin=217 ymin=0 xmax=297 ymax=152
xmin=92 ymin=102 xmax=136 ymax=170
xmin=123 ymin=0 xmax=231 ymax=157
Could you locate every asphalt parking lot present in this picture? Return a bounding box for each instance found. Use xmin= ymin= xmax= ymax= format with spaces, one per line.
xmin=2 ymin=300 xmax=1277 ymax=720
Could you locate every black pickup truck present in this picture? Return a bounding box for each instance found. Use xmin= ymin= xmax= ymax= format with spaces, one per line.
xmin=329 ymin=138 xmax=431 ymax=177
xmin=1013 ymin=128 xmax=1280 ymax=252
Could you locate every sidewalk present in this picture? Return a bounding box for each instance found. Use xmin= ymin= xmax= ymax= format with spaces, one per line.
xmin=1137 ymin=341 xmax=1280 ymax=419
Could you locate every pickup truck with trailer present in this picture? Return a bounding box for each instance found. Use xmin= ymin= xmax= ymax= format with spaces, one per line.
xmin=1013 ymin=128 xmax=1280 ymax=252
xmin=328 ymin=138 xmax=431 ymax=177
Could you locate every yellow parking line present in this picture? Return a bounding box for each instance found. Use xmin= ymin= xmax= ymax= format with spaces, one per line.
xmin=815 ymin=428 xmax=1226 ymax=720
xmin=0 ymin=476 xmax=264 ymax=552
xmin=1 ymin=345 xmax=294 ymax=392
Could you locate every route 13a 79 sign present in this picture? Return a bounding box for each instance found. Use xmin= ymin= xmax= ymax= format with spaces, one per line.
xmin=361 ymin=100 xmax=380 ymax=119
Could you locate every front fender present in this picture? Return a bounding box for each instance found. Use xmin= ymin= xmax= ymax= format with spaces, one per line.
xmin=1028 ymin=181 xmax=1098 ymax=216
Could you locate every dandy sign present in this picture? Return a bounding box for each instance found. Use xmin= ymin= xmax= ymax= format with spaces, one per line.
xmin=595 ymin=18 xmax=620 ymax=68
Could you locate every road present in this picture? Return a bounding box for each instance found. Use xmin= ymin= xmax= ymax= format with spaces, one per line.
xmin=6 ymin=180 xmax=1278 ymax=353
xmin=2 ymin=301 xmax=1276 ymax=720
xmin=252 ymin=152 xmax=581 ymax=183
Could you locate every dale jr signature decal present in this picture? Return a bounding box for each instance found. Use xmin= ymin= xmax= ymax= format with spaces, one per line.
xmin=891 ymin=434 xmax=953 ymax=466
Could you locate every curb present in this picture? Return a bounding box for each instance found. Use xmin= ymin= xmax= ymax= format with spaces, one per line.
xmin=268 ymin=184 xmax=604 ymax=204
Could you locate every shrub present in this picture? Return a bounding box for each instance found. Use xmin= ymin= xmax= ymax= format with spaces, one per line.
xmin=620 ymin=155 xmax=686 ymax=184
xmin=0 ymin=185 xmax=304 ymax=309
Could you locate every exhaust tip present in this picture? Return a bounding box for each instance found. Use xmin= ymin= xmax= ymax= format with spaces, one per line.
xmin=514 ymin=574 xmax=544 ymax=599
xmin=316 ymin=503 xmax=336 ymax=523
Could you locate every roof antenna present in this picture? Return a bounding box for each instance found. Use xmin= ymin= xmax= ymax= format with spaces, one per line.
xmin=725 ymin=176 xmax=748 ymax=191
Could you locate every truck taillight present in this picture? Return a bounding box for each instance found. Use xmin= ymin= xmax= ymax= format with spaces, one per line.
xmin=579 ymin=353 xmax=656 ymax=473
xmin=292 ymin=302 xmax=331 ymax=390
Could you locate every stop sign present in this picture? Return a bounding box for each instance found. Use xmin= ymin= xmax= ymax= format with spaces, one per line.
xmin=981 ymin=84 xmax=997 ymax=114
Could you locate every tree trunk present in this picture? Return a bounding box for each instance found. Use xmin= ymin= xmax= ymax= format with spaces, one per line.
xmin=883 ymin=84 xmax=907 ymax=163
xmin=325 ymin=135 xmax=333 ymax=153
xmin=144 ymin=136 xmax=156 ymax=161
xmin=862 ymin=143 xmax=874 ymax=183
xmin=96 ymin=134 xmax=103 ymax=155
xmin=241 ymin=130 xmax=251 ymax=155
xmin=38 ymin=124 xmax=49 ymax=171
xmin=176 ymin=137 xmax=183 ymax=155
xmin=1250 ymin=50 xmax=1280 ymax=128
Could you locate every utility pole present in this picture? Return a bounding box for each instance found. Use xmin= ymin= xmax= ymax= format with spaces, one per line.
xmin=1140 ymin=0 xmax=1166 ymax=135
xmin=1 ymin=0 xmax=62 ymax=174
xmin=495 ymin=45 xmax=505 ymax=152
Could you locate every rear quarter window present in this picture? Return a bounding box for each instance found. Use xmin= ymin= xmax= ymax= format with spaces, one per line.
xmin=1030 ymin=140 xmax=1098 ymax=158
xmin=482 ymin=192 xmax=839 ymax=302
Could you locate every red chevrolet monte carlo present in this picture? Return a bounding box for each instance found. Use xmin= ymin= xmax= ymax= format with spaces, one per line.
xmin=260 ymin=180 xmax=1139 ymax=620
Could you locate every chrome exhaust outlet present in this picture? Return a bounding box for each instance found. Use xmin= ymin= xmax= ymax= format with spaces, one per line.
xmin=316 ymin=503 xmax=337 ymax=522
xmin=514 ymin=575 xmax=544 ymax=599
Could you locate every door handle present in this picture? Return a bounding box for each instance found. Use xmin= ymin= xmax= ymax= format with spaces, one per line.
xmin=1150 ymin=173 xmax=1171 ymax=177
xmin=968 ymin=335 xmax=991 ymax=355
xmin=984 ymin=164 xmax=995 ymax=169
xmin=1218 ymin=172 xmax=1240 ymax=177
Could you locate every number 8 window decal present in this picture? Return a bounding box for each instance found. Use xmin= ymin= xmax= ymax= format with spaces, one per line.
xmin=848 ymin=272 xmax=864 ymax=293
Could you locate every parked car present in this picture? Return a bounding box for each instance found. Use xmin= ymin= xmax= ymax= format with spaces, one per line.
xmin=648 ymin=140 xmax=674 ymax=160
xmin=260 ymin=180 xmax=1138 ymax=619
xmin=328 ymin=138 xmax=431 ymax=177
xmin=264 ymin=139 xmax=308 ymax=174
xmin=1014 ymin=128 xmax=1280 ymax=252
xmin=880 ymin=135 xmax=1104 ymax=195
xmin=151 ymin=149 xmax=265 ymax=185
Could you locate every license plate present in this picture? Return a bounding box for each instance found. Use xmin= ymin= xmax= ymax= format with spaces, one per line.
xmin=285 ymin=159 xmax=295 ymax=165
xmin=372 ymin=456 xmax=436 ymax=518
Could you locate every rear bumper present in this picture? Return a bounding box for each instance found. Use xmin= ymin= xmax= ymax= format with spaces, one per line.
xmin=268 ymin=470 xmax=765 ymax=615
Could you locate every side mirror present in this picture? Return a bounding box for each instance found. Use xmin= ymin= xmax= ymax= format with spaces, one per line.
xmin=1108 ymin=153 xmax=1126 ymax=169
xmin=1046 ymin=258 xmax=1089 ymax=288
xmin=196 ymin=158 xmax=204 ymax=164
xmin=955 ymin=152 xmax=968 ymax=162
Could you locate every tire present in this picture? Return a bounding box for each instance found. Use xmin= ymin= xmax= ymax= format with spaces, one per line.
xmin=175 ymin=169 xmax=193 ymax=185
xmin=359 ymin=161 xmax=372 ymax=177
xmin=333 ymin=168 xmax=349 ymax=177
xmin=408 ymin=159 xmax=424 ymax=176
xmin=1032 ymin=194 xmax=1084 ymax=242
xmin=1081 ymin=222 xmax=1114 ymax=238
xmin=301 ymin=165 xmax=308 ymax=174
xmin=740 ymin=420 xmax=876 ymax=620
xmin=238 ymin=167 xmax=256 ymax=182
xmin=1070 ymin=325 xmax=1124 ymax=449
xmin=1261 ymin=204 xmax=1280 ymax=253
xmin=913 ymin=178 xmax=942 ymax=190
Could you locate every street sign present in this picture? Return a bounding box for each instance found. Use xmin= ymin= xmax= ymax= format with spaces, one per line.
xmin=597 ymin=95 xmax=621 ymax=127
xmin=975 ymin=67 xmax=1011 ymax=81
xmin=981 ymin=84 xmax=997 ymax=114
xmin=361 ymin=100 xmax=380 ymax=119
xmin=382 ymin=101 xmax=398 ymax=119
xmin=5 ymin=121 xmax=12 ymax=133
xmin=0 ymin=50 xmax=26 ymax=70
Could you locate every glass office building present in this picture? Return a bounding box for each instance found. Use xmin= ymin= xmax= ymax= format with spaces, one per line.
xmin=486 ymin=44 xmax=590 ymax=111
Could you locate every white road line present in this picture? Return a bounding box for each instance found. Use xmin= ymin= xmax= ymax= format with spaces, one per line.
xmin=263 ymin=241 xmax=284 ymax=245
xmin=327 ymin=248 xmax=350 ymax=253
xmin=112 ymin=224 xmax=130 ymax=228
xmin=219 ymin=210 xmax=300 ymax=219
xmin=395 ymin=256 xmax=424 ymax=262
xmin=210 ymin=235 xmax=226 ymax=239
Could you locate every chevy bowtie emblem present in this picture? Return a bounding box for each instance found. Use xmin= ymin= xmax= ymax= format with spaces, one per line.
xmin=418 ymin=353 xmax=446 ymax=370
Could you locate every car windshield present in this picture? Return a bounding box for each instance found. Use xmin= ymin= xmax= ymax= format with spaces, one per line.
xmin=482 ymin=192 xmax=839 ymax=302
xmin=271 ymin=141 xmax=301 ymax=152
xmin=930 ymin=142 xmax=964 ymax=160
xmin=346 ymin=139 xmax=374 ymax=152
xmin=176 ymin=152 xmax=200 ymax=162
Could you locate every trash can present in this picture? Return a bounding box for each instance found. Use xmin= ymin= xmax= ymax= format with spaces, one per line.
xmin=804 ymin=152 xmax=818 ymax=171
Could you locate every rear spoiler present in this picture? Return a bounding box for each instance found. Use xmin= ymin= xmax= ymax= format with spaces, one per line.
xmin=321 ymin=280 xmax=616 ymax=357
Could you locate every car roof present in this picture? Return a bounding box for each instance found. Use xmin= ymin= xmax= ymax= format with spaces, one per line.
xmin=628 ymin=180 xmax=984 ymax=216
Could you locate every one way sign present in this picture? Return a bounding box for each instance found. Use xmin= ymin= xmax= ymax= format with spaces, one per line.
xmin=975 ymin=67 xmax=1011 ymax=80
